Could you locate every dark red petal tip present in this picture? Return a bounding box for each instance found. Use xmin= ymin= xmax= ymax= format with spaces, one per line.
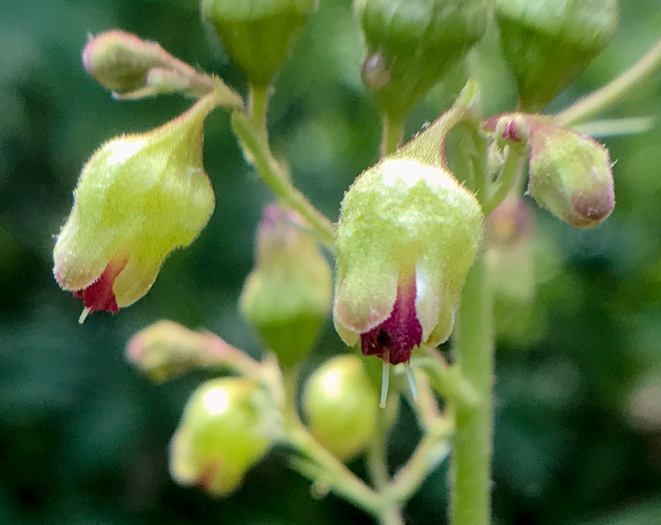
xmin=360 ymin=278 xmax=422 ymax=365
xmin=73 ymin=257 xmax=128 ymax=316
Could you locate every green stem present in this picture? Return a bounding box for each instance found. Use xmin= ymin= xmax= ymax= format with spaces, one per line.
xmin=286 ymin=419 xmax=382 ymax=516
xmin=482 ymin=147 xmax=521 ymax=215
xmin=450 ymin=251 xmax=494 ymax=525
xmin=413 ymin=352 xmax=479 ymax=409
xmin=381 ymin=112 xmax=406 ymax=156
xmin=231 ymin=111 xmax=336 ymax=249
xmin=275 ymin=365 xmax=382 ymax=517
xmin=248 ymin=84 xmax=270 ymax=133
xmin=556 ymin=36 xmax=661 ymax=126
xmin=366 ymin=409 xmax=405 ymax=525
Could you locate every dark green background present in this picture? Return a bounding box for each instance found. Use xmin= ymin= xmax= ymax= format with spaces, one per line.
xmin=1 ymin=0 xmax=660 ymax=523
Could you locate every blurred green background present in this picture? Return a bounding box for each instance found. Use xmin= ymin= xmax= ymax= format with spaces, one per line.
xmin=1 ymin=0 xmax=660 ymax=523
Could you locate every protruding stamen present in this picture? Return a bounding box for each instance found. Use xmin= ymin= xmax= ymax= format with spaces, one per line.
xmin=79 ymin=306 xmax=91 ymax=324
xmin=404 ymin=362 xmax=419 ymax=402
xmin=380 ymin=351 xmax=390 ymax=408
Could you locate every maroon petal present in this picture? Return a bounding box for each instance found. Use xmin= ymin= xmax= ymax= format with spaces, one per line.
xmin=360 ymin=277 xmax=422 ymax=365
xmin=73 ymin=257 xmax=128 ymax=315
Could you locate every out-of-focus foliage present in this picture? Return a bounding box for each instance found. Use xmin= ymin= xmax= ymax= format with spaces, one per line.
xmin=0 ymin=0 xmax=659 ymax=524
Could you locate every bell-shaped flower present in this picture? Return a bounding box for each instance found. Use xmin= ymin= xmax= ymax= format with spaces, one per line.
xmin=53 ymin=94 xmax=218 ymax=321
xmin=334 ymin=157 xmax=483 ymax=365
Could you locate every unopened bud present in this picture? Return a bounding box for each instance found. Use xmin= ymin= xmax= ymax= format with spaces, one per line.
xmin=485 ymin=113 xmax=615 ymax=228
xmin=302 ymin=355 xmax=379 ymax=461
xmin=126 ymin=321 xmax=248 ymax=382
xmin=170 ymin=378 xmax=274 ymax=497
xmin=496 ymin=0 xmax=619 ymax=110
xmin=355 ymin=0 xmax=489 ymax=119
xmin=240 ymin=205 xmax=332 ymax=368
xmin=201 ymin=0 xmax=317 ymax=87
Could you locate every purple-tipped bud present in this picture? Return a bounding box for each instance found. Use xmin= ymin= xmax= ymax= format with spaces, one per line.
xmin=486 ymin=113 xmax=615 ymax=229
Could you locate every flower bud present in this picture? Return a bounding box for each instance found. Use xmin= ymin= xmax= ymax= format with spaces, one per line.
xmin=240 ymin=205 xmax=332 ymax=368
xmin=302 ymin=355 xmax=379 ymax=461
xmin=334 ymin=122 xmax=483 ymax=364
xmin=170 ymin=378 xmax=273 ymax=497
xmin=53 ymin=94 xmax=218 ymax=321
xmin=487 ymin=113 xmax=615 ymax=228
xmin=496 ymin=0 xmax=619 ymax=110
xmin=201 ymin=0 xmax=317 ymax=87
xmin=126 ymin=321 xmax=251 ymax=382
xmin=354 ymin=0 xmax=489 ymax=120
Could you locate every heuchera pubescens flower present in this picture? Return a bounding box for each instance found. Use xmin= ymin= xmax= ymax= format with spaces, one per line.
xmin=334 ymin=156 xmax=483 ymax=365
xmin=53 ymin=94 xmax=218 ymax=322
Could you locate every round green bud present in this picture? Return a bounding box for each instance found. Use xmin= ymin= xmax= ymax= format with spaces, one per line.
xmin=170 ymin=378 xmax=273 ymax=497
xmin=354 ymin=0 xmax=489 ymax=120
xmin=302 ymin=355 xmax=379 ymax=461
xmin=496 ymin=0 xmax=619 ymax=110
xmin=201 ymin=0 xmax=317 ymax=87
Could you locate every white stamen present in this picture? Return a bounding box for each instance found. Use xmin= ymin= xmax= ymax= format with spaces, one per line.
xmin=78 ymin=306 xmax=91 ymax=324
xmin=404 ymin=362 xmax=419 ymax=402
xmin=380 ymin=352 xmax=390 ymax=408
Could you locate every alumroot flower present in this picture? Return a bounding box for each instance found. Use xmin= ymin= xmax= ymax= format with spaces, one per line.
xmin=53 ymin=94 xmax=218 ymax=321
xmin=334 ymin=157 xmax=483 ymax=365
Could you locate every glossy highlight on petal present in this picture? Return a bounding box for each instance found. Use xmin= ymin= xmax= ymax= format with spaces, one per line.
xmin=361 ymin=277 xmax=422 ymax=365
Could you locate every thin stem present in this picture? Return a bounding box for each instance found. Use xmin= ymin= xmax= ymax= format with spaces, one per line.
xmin=387 ymin=421 xmax=453 ymax=503
xmin=286 ymin=418 xmax=382 ymax=516
xmin=450 ymin=251 xmax=494 ymax=525
xmin=381 ymin=112 xmax=406 ymax=156
xmin=483 ymin=147 xmax=522 ymax=215
xmin=231 ymin=111 xmax=336 ymax=249
xmin=274 ymin=364 xmax=382 ymax=517
xmin=556 ymin=36 xmax=661 ymax=126
xmin=248 ymin=84 xmax=270 ymax=133
xmin=367 ymin=409 xmax=405 ymax=525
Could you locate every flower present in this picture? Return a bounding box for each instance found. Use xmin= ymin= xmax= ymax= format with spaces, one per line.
xmin=334 ymin=157 xmax=483 ymax=365
xmin=53 ymin=94 xmax=218 ymax=321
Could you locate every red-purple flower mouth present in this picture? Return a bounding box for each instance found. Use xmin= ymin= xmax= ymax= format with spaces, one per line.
xmin=360 ymin=277 xmax=422 ymax=365
xmin=73 ymin=257 xmax=128 ymax=317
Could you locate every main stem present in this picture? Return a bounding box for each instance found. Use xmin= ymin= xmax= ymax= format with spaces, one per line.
xmin=450 ymin=251 xmax=494 ymax=525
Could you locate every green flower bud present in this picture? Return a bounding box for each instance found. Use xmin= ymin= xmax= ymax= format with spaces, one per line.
xmin=302 ymin=355 xmax=379 ymax=461
xmin=82 ymin=30 xmax=222 ymax=100
xmin=201 ymin=0 xmax=317 ymax=87
xmin=170 ymin=378 xmax=273 ymax=497
xmin=486 ymin=113 xmax=615 ymax=228
xmin=496 ymin=0 xmax=619 ymax=110
xmin=126 ymin=321 xmax=251 ymax=382
xmin=53 ymin=95 xmax=218 ymax=322
xmin=240 ymin=205 xmax=332 ymax=368
xmin=334 ymin=115 xmax=484 ymax=364
xmin=354 ymin=0 xmax=489 ymax=120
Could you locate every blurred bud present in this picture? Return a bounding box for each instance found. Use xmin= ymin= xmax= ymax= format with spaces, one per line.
xmin=486 ymin=113 xmax=615 ymax=228
xmin=83 ymin=30 xmax=212 ymax=100
xmin=486 ymin=195 xmax=533 ymax=248
xmin=334 ymin=113 xmax=483 ymax=364
xmin=354 ymin=0 xmax=489 ymax=120
xmin=201 ymin=0 xmax=317 ymax=87
xmin=496 ymin=0 xmax=619 ymax=110
xmin=53 ymin=95 xmax=218 ymax=321
xmin=302 ymin=355 xmax=379 ymax=461
xmin=170 ymin=378 xmax=274 ymax=497
xmin=126 ymin=321 xmax=250 ymax=382
xmin=240 ymin=205 xmax=332 ymax=368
